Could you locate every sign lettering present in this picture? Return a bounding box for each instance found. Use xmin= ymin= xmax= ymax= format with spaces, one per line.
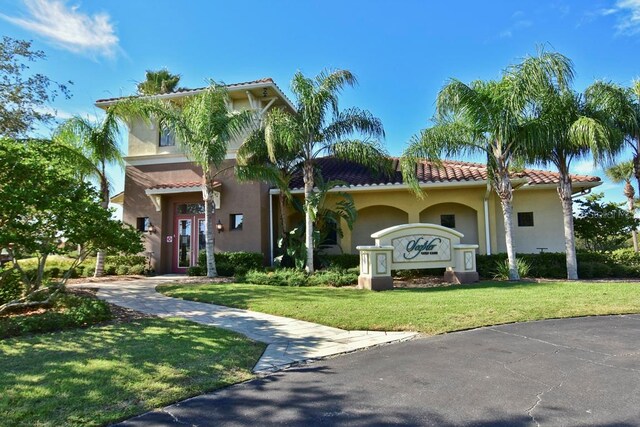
xmin=403 ymin=237 xmax=442 ymax=260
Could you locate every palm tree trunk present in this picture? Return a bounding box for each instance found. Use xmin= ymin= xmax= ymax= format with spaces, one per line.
xmin=303 ymin=161 xmax=315 ymax=273
xmin=557 ymin=175 xmax=578 ymax=280
xmin=495 ymin=172 xmax=520 ymax=281
xmin=624 ymin=180 xmax=638 ymax=252
xmin=278 ymin=192 xmax=289 ymax=253
xmin=94 ymin=172 xmax=109 ymax=277
xmin=203 ymin=171 xmax=218 ymax=278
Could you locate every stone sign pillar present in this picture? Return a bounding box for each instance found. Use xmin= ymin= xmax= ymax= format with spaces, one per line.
xmin=356 ymin=245 xmax=394 ymax=291
xmin=356 ymin=223 xmax=479 ymax=291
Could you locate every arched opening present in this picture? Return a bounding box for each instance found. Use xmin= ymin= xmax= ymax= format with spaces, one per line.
xmin=420 ymin=203 xmax=478 ymax=245
xmin=351 ymin=205 xmax=409 ymax=252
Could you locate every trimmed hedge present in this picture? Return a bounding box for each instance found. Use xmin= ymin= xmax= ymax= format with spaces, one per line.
xmin=476 ymin=249 xmax=640 ymax=279
xmin=321 ymin=254 xmax=359 ymax=270
xmin=244 ymin=268 xmax=358 ymax=287
xmin=0 ymin=293 xmax=112 ymax=338
xmin=197 ymin=251 xmax=264 ymax=277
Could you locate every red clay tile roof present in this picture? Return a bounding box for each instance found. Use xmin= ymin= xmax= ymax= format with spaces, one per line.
xmin=147 ymin=181 xmax=220 ymax=190
xmin=288 ymin=157 xmax=600 ymax=189
xmin=95 ymin=78 xmax=278 ymax=104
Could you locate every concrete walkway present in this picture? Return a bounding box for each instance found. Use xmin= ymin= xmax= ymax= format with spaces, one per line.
xmin=75 ymin=276 xmax=416 ymax=373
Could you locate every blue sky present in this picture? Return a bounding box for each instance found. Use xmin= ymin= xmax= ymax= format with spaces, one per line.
xmin=2 ymin=0 xmax=640 ymax=210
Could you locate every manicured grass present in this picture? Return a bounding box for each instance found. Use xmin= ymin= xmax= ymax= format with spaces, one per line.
xmin=159 ymin=281 xmax=640 ymax=334
xmin=0 ymin=318 xmax=265 ymax=426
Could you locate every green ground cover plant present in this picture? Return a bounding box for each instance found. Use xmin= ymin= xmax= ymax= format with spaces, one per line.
xmin=0 ymin=317 xmax=264 ymax=426
xmin=159 ymin=281 xmax=640 ymax=334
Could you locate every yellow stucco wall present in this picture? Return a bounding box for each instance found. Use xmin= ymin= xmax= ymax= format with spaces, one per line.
xmin=322 ymin=185 xmax=568 ymax=255
xmin=493 ymin=188 xmax=566 ymax=253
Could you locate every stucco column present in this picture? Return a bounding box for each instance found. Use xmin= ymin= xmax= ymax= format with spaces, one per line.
xmin=407 ymin=210 xmax=420 ymax=224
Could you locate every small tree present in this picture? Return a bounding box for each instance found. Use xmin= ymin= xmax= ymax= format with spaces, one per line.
xmin=0 ymin=139 xmax=142 ymax=315
xmin=573 ymin=193 xmax=639 ymax=252
xmin=606 ymin=161 xmax=639 ymax=251
xmin=0 ymin=37 xmax=71 ymax=137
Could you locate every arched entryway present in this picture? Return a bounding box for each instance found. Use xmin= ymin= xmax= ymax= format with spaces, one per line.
xmin=351 ymin=205 xmax=409 ymax=252
xmin=420 ymin=203 xmax=478 ymax=245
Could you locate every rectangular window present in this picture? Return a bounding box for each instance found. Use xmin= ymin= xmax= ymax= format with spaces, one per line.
xmin=176 ymin=203 xmax=205 ymax=214
xmin=136 ymin=217 xmax=150 ymax=232
xmin=323 ymin=223 xmax=338 ymax=246
xmin=230 ymin=213 xmax=243 ymax=230
xmin=159 ymin=128 xmax=176 ymax=147
xmin=440 ymin=214 xmax=456 ymax=229
xmin=518 ymin=212 xmax=534 ymax=227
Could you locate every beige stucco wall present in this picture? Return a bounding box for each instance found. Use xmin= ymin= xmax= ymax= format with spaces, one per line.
xmin=419 ymin=202 xmax=478 ymax=245
xmin=318 ymin=185 xmax=569 ymax=256
xmin=493 ymin=188 xmax=566 ymax=254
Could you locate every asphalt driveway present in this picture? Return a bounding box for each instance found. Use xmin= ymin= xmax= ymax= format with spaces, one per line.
xmin=118 ymin=314 xmax=640 ymax=426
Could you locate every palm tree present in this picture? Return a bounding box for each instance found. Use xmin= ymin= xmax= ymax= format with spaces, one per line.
xmin=55 ymin=111 xmax=124 ymax=277
xmin=157 ymin=82 xmax=254 ymax=277
xmin=236 ymin=123 xmax=299 ymax=261
xmin=402 ymin=50 xmax=573 ymax=280
xmin=260 ymin=69 xmax=388 ymax=273
xmin=523 ymin=88 xmax=624 ymax=279
xmin=586 ymin=80 xmax=640 ymax=199
xmin=137 ymin=68 xmax=182 ymax=95
xmin=606 ymin=161 xmax=638 ymax=251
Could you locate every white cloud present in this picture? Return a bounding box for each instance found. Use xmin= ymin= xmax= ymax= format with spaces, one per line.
xmin=599 ymin=0 xmax=640 ymax=35
xmin=571 ymin=159 xmax=598 ymax=175
xmin=1 ymin=0 xmax=119 ymax=58
xmin=498 ymin=18 xmax=533 ymax=38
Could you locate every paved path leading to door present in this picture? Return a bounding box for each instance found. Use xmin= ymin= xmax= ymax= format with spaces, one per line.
xmin=75 ymin=276 xmax=416 ymax=372
xmin=118 ymin=314 xmax=640 ymax=426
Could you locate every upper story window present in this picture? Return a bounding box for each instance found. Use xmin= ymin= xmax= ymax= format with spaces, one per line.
xmin=159 ymin=128 xmax=176 ymax=147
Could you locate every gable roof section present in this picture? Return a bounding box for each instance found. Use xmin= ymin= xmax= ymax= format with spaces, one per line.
xmin=288 ymin=157 xmax=600 ymax=190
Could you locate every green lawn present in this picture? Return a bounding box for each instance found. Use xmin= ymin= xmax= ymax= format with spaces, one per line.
xmin=0 ymin=318 xmax=265 ymax=426
xmin=159 ymin=281 xmax=640 ymax=334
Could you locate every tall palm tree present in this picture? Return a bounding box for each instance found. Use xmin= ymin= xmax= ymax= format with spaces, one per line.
xmin=157 ymin=82 xmax=254 ymax=277
xmin=586 ymin=80 xmax=640 ymax=197
xmin=236 ymin=123 xmax=299 ymax=259
xmin=137 ymin=68 xmax=182 ymax=95
xmin=260 ymin=69 xmax=388 ymax=273
xmin=606 ymin=161 xmax=638 ymax=251
xmin=55 ymin=110 xmax=124 ymax=277
xmin=402 ymin=50 xmax=573 ymax=280
xmin=522 ymin=88 xmax=624 ymax=279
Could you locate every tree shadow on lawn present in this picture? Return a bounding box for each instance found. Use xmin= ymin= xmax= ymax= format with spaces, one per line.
xmin=0 ymin=318 xmax=264 ymax=426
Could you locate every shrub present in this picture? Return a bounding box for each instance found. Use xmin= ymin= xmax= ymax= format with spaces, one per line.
xmin=0 ymin=293 xmax=112 ymax=339
xmin=104 ymin=265 xmax=117 ymax=276
xmin=245 ymin=269 xmax=309 ymax=287
xmin=105 ymin=255 xmax=147 ymax=267
xmin=307 ymin=269 xmax=358 ymax=287
xmin=0 ymin=269 xmax=24 ymax=305
xmin=321 ymin=254 xmax=359 ymax=270
xmin=198 ymin=251 xmax=264 ymax=277
xmin=116 ymin=265 xmax=129 ymax=276
xmin=476 ymin=251 xmax=640 ymax=279
xmin=128 ymin=264 xmax=145 ymax=275
xmin=492 ymin=258 xmax=532 ymax=280
xmin=187 ymin=266 xmax=204 ymax=276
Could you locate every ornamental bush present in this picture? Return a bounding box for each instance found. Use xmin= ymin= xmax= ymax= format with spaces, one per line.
xmin=0 ymin=293 xmax=112 ymax=338
xmin=197 ymin=251 xmax=264 ymax=276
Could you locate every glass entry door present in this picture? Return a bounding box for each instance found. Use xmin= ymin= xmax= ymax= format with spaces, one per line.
xmin=173 ymin=203 xmax=206 ymax=273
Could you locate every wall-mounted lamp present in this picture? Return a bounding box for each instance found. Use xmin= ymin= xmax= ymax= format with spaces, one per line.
xmin=216 ymin=219 xmax=223 ymax=233
xmin=147 ymin=223 xmax=156 ymax=234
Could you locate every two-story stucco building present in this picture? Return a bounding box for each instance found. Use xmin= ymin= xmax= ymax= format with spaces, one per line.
xmin=100 ymin=78 xmax=601 ymax=274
